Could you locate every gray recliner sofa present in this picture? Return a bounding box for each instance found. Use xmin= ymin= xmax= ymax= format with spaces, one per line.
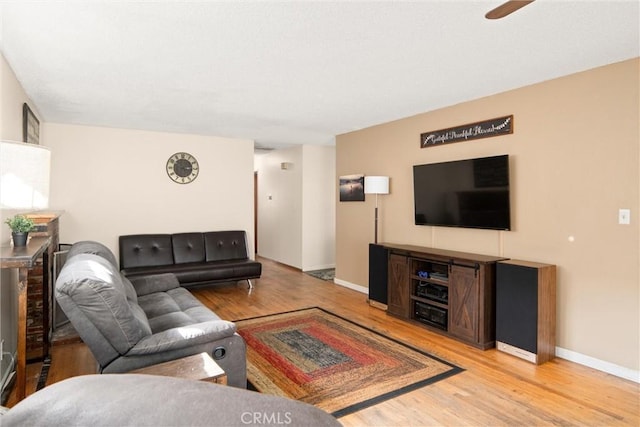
xmin=55 ymin=241 xmax=247 ymax=388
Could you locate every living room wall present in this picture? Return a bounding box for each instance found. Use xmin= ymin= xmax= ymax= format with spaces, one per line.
xmin=43 ymin=123 xmax=256 ymax=260
xmin=255 ymin=144 xmax=336 ymax=271
xmin=335 ymin=58 xmax=639 ymax=378
xmin=255 ymin=146 xmax=303 ymax=268
xmin=301 ymin=145 xmax=336 ymax=271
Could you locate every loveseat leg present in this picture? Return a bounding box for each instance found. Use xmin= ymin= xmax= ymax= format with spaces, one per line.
xmin=247 ymin=279 xmax=253 ymax=291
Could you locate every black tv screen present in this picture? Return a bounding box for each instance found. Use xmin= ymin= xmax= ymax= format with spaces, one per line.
xmin=413 ymin=155 xmax=511 ymax=230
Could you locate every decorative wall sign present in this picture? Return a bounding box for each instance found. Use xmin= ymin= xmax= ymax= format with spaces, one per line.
xmin=23 ymin=103 xmax=40 ymax=144
xmin=339 ymin=174 xmax=365 ymax=201
xmin=420 ymin=115 xmax=513 ymax=148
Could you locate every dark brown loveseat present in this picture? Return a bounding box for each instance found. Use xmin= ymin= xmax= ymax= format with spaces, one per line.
xmin=119 ymin=230 xmax=261 ymax=289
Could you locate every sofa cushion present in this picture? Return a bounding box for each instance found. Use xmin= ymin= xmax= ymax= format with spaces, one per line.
xmin=137 ymin=287 xmax=222 ymax=333
xmin=119 ymin=234 xmax=174 ymax=269
xmin=129 ymin=301 xmax=153 ymax=337
xmin=172 ymin=233 xmax=206 ymax=264
xmin=128 ymin=273 xmax=180 ymax=296
xmin=204 ymin=231 xmax=249 ymax=262
xmin=56 ymin=254 xmax=151 ymax=354
xmin=120 ymin=273 xmax=138 ymax=303
xmin=122 ymin=259 xmax=261 ymax=286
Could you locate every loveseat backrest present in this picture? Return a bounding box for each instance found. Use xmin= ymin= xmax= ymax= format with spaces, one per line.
xmin=67 ymin=240 xmax=118 ymax=267
xmin=172 ymin=233 xmax=206 ymax=264
xmin=119 ymin=234 xmax=174 ymax=269
xmin=204 ymin=231 xmax=249 ymax=262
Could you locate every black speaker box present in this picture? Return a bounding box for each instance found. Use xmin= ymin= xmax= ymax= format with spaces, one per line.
xmin=368 ymin=244 xmax=388 ymax=307
xmin=496 ymin=260 xmax=556 ymax=364
xmin=497 ymin=263 xmax=538 ymax=353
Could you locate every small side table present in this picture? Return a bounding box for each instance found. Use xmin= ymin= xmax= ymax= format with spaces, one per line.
xmin=0 ymin=236 xmax=52 ymax=402
xmin=131 ymin=352 xmax=227 ymax=385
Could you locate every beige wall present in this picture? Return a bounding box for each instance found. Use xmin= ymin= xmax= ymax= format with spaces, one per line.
xmin=43 ymin=123 xmax=256 ymax=260
xmin=302 ymin=145 xmax=336 ymax=271
xmin=0 ymin=54 xmax=35 ymax=143
xmin=255 ymin=146 xmax=303 ymax=267
xmin=0 ymin=54 xmax=43 ymax=238
xmin=255 ymin=144 xmax=336 ymax=271
xmin=336 ymin=58 xmax=639 ymax=376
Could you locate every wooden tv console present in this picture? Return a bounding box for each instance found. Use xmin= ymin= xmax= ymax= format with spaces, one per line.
xmin=381 ymin=243 xmax=507 ymax=350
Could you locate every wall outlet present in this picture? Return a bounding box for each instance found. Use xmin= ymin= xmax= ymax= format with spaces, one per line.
xmin=618 ymin=209 xmax=631 ymax=225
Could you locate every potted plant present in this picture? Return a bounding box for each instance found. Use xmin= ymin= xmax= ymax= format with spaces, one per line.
xmin=5 ymin=215 xmax=35 ymax=247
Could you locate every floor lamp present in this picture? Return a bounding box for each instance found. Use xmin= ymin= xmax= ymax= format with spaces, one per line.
xmin=364 ymin=176 xmax=389 ymax=244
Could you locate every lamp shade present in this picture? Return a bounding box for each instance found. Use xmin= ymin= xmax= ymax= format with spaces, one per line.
xmin=364 ymin=176 xmax=389 ymax=195
xmin=0 ymin=141 xmax=51 ymax=209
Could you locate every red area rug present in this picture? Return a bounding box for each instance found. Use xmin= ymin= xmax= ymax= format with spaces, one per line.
xmin=235 ymin=307 xmax=462 ymax=417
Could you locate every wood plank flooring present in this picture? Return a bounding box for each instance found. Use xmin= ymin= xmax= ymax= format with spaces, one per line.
xmin=7 ymin=256 xmax=639 ymax=426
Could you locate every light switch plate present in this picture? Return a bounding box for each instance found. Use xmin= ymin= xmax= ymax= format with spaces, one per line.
xmin=619 ymin=209 xmax=630 ymax=225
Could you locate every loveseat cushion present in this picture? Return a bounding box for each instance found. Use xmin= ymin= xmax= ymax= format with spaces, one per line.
xmin=56 ymin=254 xmax=152 ymax=353
xmin=122 ymin=260 xmax=261 ymax=285
xmin=172 ymin=232 xmax=206 ymax=264
xmin=119 ymin=234 xmax=174 ymax=269
xmin=204 ymin=230 xmax=250 ymax=262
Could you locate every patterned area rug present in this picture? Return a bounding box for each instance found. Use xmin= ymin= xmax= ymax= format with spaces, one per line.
xmin=304 ymin=268 xmax=335 ymax=281
xmin=235 ymin=307 xmax=462 ymax=417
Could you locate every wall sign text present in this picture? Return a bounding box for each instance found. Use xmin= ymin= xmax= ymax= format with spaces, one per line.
xmin=421 ymin=115 xmax=513 ymax=148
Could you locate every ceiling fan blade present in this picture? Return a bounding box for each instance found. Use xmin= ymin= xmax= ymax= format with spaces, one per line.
xmin=485 ymin=0 xmax=535 ymax=19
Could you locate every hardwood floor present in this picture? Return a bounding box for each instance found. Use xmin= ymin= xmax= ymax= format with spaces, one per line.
xmin=8 ymin=256 xmax=639 ymax=426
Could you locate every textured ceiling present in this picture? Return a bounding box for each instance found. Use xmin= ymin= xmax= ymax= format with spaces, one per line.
xmin=1 ymin=1 xmax=638 ymax=149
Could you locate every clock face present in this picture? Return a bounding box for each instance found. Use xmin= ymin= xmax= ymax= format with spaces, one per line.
xmin=167 ymin=152 xmax=199 ymax=184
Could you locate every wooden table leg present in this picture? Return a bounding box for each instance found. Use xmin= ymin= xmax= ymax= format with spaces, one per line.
xmin=16 ymin=266 xmax=28 ymax=401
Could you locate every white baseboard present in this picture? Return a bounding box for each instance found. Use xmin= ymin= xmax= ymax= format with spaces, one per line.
xmin=333 ymin=278 xmax=368 ymax=294
xmin=556 ymin=346 xmax=640 ymax=383
xmin=302 ymin=264 xmax=335 ymax=272
xmin=332 ymin=278 xmax=639 ymax=384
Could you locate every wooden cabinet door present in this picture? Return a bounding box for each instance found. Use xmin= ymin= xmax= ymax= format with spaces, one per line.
xmin=387 ymin=253 xmax=410 ymax=318
xmin=449 ymin=264 xmax=479 ymax=343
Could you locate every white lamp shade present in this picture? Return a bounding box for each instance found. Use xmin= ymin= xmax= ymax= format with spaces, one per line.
xmin=364 ymin=176 xmax=389 ymax=195
xmin=0 ymin=141 xmax=51 ymax=209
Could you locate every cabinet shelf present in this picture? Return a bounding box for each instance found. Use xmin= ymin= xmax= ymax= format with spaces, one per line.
xmin=384 ymin=243 xmax=506 ymax=350
xmin=410 ymin=275 xmax=448 ymax=286
xmin=410 ymin=295 xmax=447 ymax=309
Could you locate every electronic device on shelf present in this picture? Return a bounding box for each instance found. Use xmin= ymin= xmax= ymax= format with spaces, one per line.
xmin=429 ymin=272 xmax=448 ymax=281
xmin=414 ymin=301 xmax=448 ymax=330
xmin=416 ymin=281 xmax=448 ymax=303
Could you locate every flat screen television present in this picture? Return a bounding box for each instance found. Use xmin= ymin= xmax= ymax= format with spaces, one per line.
xmin=413 ymin=154 xmax=511 ymax=230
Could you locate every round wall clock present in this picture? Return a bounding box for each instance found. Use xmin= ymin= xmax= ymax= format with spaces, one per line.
xmin=166 ymin=152 xmax=199 ymax=184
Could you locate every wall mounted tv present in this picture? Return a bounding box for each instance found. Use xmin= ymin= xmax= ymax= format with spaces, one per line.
xmin=413 ymin=154 xmax=511 ymax=230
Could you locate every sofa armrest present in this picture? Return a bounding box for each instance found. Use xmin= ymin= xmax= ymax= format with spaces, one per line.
xmin=126 ymin=321 xmax=237 ymax=355
xmin=129 ymin=273 xmax=180 ymax=296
